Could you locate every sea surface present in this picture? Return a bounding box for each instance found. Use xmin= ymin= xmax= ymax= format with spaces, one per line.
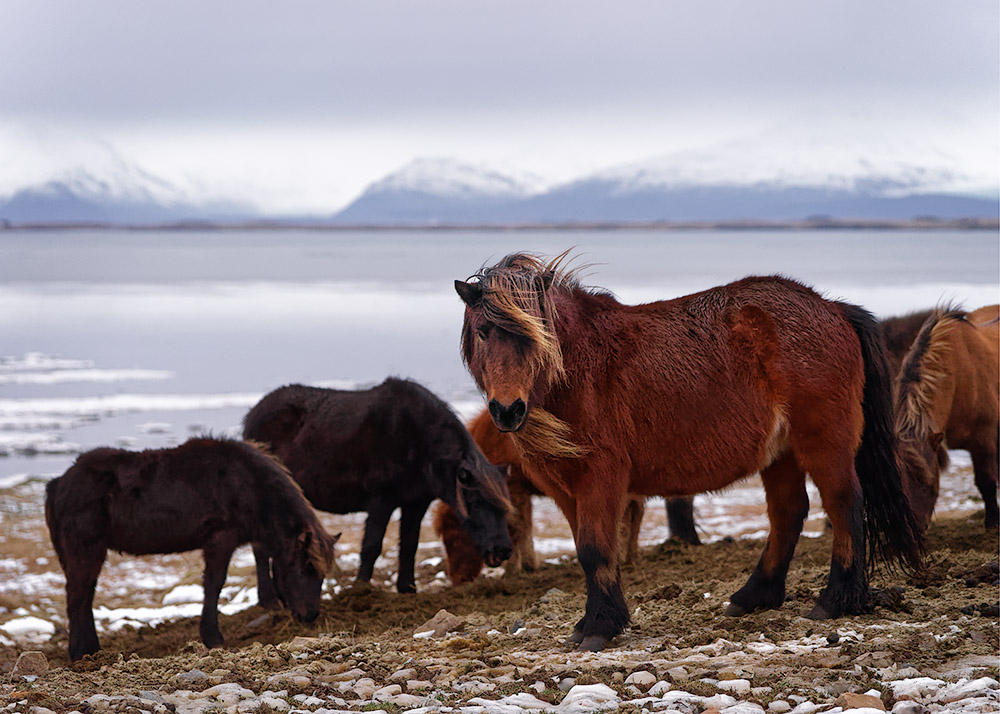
xmin=0 ymin=228 xmax=997 ymax=485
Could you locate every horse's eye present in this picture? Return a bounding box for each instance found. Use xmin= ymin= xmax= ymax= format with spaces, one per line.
xmin=457 ymin=468 xmax=474 ymax=486
xmin=475 ymin=325 xmax=490 ymax=341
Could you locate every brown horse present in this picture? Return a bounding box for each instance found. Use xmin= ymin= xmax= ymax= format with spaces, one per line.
xmin=895 ymin=305 xmax=999 ymax=531
xmin=45 ymin=438 xmax=338 ymax=661
xmin=455 ymin=252 xmax=923 ymax=650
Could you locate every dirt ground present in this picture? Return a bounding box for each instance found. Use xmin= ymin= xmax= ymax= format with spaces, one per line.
xmin=0 ymin=472 xmax=997 ymax=711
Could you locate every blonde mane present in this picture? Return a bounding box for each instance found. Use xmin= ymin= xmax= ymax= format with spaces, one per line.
xmin=894 ymin=309 xmax=964 ymax=442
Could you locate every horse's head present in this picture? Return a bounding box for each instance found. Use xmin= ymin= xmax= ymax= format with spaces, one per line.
xmin=433 ymin=442 xmax=514 ymax=568
xmin=897 ymin=432 xmax=946 ymax=532
xmin=455 ymin=252 xmax=572 ymax=433
xmin=893 ymin=308 xmax=961 ymax=532
xmin=272 ymin=525 xmax=339 ymax=622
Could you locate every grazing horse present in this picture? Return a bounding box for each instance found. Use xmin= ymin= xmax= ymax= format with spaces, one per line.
xmin=45 ymin=438 xmax=338 ymax=661
xmin=895 ymin=305 xmax=999 ymax=531
xmin=244 ymin=378 xmax=512 ymax=597
xmin=455 ymin=252 xmax=923 ymax=651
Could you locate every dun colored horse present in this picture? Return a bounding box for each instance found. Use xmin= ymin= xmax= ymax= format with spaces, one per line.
xmin=455 ymin=252 xmax=923 ymax=650
xmin=243 ymin=378 xmax=512 ymax=597
xmin=895 ymin=305 xmax=999 ymax=531
xmin=434 ymin=408 xmax=698 ymax=586
xmin=45 ymin=438 xmax=338 ymax=661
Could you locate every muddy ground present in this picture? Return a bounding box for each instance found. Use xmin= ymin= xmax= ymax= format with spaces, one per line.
xmin=0 ymin=471 xmax=997 ymax=711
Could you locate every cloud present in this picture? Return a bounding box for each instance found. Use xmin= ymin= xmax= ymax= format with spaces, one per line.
xmin=0 ymin=0 xmax=996 ymax=212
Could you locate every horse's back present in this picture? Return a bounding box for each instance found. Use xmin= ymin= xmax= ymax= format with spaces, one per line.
xmin=594 ymin=276 xmax=869 ymax=494
xmin=948 ymin=306 xmax=999 ymax=444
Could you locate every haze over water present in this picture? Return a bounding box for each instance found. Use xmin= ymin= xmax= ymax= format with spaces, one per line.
xmin=0 ymin=228 xmax=997 ymax=484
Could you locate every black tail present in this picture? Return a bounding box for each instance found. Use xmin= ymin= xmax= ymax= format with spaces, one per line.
xmin=840 ymin=302 xmax=924 ymax=573
xmin=44 ymin=477 xmax=65 ymax=568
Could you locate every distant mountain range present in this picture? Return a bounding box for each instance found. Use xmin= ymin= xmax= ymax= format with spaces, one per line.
xmin=2 ymin=150 xmax=997 ymax=226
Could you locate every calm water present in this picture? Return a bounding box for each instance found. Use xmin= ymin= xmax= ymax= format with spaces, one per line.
xmin=1 ymin=228 xmax=997 ymax=484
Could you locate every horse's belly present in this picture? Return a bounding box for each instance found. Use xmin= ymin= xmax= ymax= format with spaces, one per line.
xmin=631 ymin=406 xmax=790 ymax=497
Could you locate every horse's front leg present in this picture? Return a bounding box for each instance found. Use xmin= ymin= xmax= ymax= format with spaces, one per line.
xmin=200 ymin=530 xmax=239 ymax=649
xmin=358 ymin=500 xmax=394 ymax=584
xmin=970 ymin=443 xmax=999 ymax=530
xmin=569 ymin=474 xmax=630 ymax=651
xmin=396 ymin=499 xmax=432 ymax=593
xmin=251 ymin=542 xmax=279 ymax=609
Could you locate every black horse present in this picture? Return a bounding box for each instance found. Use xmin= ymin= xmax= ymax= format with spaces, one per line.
xmin=244 ymin=377 xmax=512 ymax=597
xmin=45 ymin=438 xmax=338 ymax=661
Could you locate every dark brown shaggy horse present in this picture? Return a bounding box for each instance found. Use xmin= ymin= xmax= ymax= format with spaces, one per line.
xmin=881 ymin=309 xmax=935 ymax=378
xmin=243 ymin=378 xmax=512 ymax=597
xmin=433 ymin=408 xmax=697 ymax=586
xmin=45 ymin=438 xmax=338 ymax=661
xmin=455 ymin=252 xmax=923 ymax=650
xmin=895 ymin=305 xmax=999 ymax=531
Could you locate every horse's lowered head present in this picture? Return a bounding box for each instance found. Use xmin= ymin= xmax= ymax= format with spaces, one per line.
xmin=271 ymin=523 xmax=339 ymax=623
xmin=431 ymin=437 xmax=514 ymax=568
xmin=455 ymin=252 xmax=573 ymax=433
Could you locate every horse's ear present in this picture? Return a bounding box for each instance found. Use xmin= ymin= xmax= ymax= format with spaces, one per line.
xmin=455 ymin=280 xmax=482 ymax=307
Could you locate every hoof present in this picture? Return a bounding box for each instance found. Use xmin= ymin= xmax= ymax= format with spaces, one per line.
xmin=564 ymin=628 xmax=584 ymax=646
xmin=397 ymin=583 xmax=417 ymax=595
xmin=723 ymin=602 xmax=751 ymax=617
xmin=577 ymin=634 xmax=609 ymax=651
xmin=257 ymin=598 xmax=280 ymax=610
xmin=806 ymin=602 xmax=835 ymax=620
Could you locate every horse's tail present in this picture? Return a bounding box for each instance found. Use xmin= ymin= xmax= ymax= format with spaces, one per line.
xmin=44 ymin=476 xmax=66 ymax=567
xmin=839 ymin=302 xmax=925 ymax=573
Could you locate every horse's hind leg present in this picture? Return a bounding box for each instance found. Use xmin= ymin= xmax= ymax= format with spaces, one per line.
xmin=200 ymin=530 xmax=239 ymax=648
xmin=804 ymin=455 xmax=868 ymax=619
xmin=396 ymin=499 xmax=431 ymax=594
xmin=65 ymin=543 xmax=107 ymax=661
xmin=507 ymin=474 xmax=537 ymax=572
xmin=252 ymin=543 xmax=279 ymax=609
xmin=666 ymin=497 xmax=700 ymax=546
xmin=970 ymin=442 xmax=999 ymax=530
xmin=358 ymin=500 xmax=394 ymax=584
xmin=726 ymin=454 xmax=809 ymax=616
xmin=619 ymin=498 xmax=644 ymax=564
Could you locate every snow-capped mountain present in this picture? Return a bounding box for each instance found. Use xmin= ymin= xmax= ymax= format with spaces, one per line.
xmin=333 ymin=158 xmax=545 ymax=224
xmin=0 ymin=154 xmax=254 ymax=224
xmin=333 ymin=133 xmax=998 ymax=224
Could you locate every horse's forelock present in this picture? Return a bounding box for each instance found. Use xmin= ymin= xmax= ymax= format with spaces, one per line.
xmin=471 ymin=251 xmax=585 ymax=384
xmin=307 ymin=523 xmax=338 ymax=574
xmin=894 ymin=308 xmax=965 ymax=440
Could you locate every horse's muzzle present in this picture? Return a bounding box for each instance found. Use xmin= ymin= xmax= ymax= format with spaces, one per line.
xmin=297 ymin=607 xmax=319 ymax=623
xmin=488 ymin=398 xmax=527 ymax=432
xmin=482 ymin=545 xmax=512 ymax=568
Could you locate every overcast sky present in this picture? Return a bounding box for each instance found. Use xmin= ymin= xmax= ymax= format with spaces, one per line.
xmin=1 ymin=1 xmax=997 ymax=213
